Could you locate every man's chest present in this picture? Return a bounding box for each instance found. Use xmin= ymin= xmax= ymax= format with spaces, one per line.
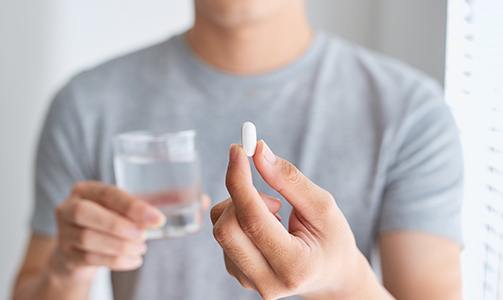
xmin=96 ymin=86 xmax=384 ymax=253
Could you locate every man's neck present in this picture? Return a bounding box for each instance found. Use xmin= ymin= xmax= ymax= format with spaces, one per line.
xmin=186 ymin=4 xmax=313 ymax=75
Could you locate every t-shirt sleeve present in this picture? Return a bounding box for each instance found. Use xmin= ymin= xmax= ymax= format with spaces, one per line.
xmin=379 ymin=81 xmax=464 ymax=244
xmin=31 ymin=80 xmax=93 ymax=236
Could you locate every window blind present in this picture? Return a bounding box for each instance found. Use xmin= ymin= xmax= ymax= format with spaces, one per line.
xmin=445 ymin=0 xmax=503 ymax=299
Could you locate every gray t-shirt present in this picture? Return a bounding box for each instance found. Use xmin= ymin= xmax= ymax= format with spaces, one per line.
xmin=32 ymin=32 xmax=463 ymax=300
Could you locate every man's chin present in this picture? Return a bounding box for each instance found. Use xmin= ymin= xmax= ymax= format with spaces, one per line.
xmin=194 ymin=0 xmax=291 ymax=28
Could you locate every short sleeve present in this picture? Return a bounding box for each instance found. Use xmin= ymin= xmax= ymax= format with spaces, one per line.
xmin=379 ymin=82 xmax=464 ymax=244
xmin=31 ymin=80 xmax=93 ymax=236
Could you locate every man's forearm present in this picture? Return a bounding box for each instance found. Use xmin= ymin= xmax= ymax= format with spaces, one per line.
xmin=13 ymin=254 xmax=93 ymax=300
xmin=13 ymin=271 xmax=91 ymax=300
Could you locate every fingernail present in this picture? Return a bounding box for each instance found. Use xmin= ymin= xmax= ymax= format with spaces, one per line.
xmin=261 ymin=141 xmax=276 ymax=165
xmin=144 ymin=208 xmax=166 ymax=228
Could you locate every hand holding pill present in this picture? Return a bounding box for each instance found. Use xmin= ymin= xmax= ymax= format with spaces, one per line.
xmin=210 ymin=129 xmax=390 ymax=299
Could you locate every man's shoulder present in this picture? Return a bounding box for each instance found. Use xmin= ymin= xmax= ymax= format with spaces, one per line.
xmin=54 ymin=33 xmax=182 ymax=114
xmin=324 ymin=33 xmax=442 ymax=96
xmin=72 ymin=34 xmax=179 ymax=90
xmin=322 ymin=33 xmax=445 ymax=123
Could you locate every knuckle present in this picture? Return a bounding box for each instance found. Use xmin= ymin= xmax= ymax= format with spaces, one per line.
xmin=82 ymin=252 xmax=95 ymax=264
xmin=71 ymin=182 xmax=87 ymax=196
xmin=280 ymin=160 xmax=301 ymax=185
xmin=210 ymin=205 xmax=222 ymax=224
xmin=63 ymin=237 xmax=75 ymax=250
xmin=77 ymin=229 xmax=92 ymax=246
xmin=278 ymin=261 xmax=311 ymax=291
xmin=237 ymin=276 xmax=253 ymax=290
xmin=235 ymin=203 xmax=261 ymax=231
xmin=281 ymin=272 xmax=303 ymax=291
xmin=224 ymin=260 xmax=237 ymax=277
xmin=59 ymin=242 xmax=72 ymax=254
xmin=71 ymin=201 xmax=87 ymax=222
xmin=239 ymin=218 xmax=263 ymax=238
xmin=213 ymin=223 xmax=231 ymax=246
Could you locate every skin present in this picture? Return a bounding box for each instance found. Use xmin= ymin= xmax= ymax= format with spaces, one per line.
xmin=187 ymin=0 xmax=312 ymax=74
xmin=12 ymin=182 xmax=210 ymax=300
xmin=13 ymin=0 xmax=461 ymax=299
xmin=211 ymin=141 xmax=461 ymax=299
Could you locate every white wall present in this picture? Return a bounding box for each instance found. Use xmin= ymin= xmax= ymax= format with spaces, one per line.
xmin=0 ymin=1 xmax=446 ymax=299
xmin=0 ymin=1 xmax=193 ymax=299
xmin=306 ymin=0 xmax=447 ymax=83
xmin=0 ymin=1 xmax=52 ymax=299
xmin=371 ymin=0 xmax=447 ymax=84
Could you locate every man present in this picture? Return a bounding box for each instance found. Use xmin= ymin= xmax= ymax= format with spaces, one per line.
xmin=13 ymin=0 xmax=463 ymax=299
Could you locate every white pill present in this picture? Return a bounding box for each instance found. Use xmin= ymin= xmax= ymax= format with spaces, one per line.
xmin=241 ymin=121 xmax=257 ymax=157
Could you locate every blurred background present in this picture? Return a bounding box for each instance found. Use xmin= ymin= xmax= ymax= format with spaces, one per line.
xmin=0 ymin=0 xmax=451 ymax=299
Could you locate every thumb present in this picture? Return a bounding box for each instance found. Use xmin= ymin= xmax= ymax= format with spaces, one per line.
xmin=253 ymin=140 xmax=337 ymax=223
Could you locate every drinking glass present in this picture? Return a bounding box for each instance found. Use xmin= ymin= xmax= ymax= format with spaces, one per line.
xmin=113 ymin=130 xmax=202 ymax=239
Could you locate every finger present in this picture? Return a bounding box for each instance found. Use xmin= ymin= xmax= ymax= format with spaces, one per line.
xmin=258 ymin=192 xmax=283 ymax=213
xmin=61 ymin=224 xmax=147 ymax=257
xmin=253 ymin=140 xmax=336 ymax=223
xmin=226 ymin=145 xmax=298 ymax=267
xmin=71 ymin=181 xmax=165 ymax=228
xmin=57 ymin=199 xmax=145 ymax=240
xmin=201 ymin=194 xmax=212 ymax=211
xmin=210 ymin=199 xmax=231 ymax=225
xmin=210 ymin=194 xmax=282 ymax=225
xmin=67 ymin=248 xmax=143 ymax=271
xmin=213 ymin=204 xmax=280 ymax=296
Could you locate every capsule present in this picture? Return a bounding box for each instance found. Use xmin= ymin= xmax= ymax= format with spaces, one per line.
xmin=241 ymin=121 xmax=257 ymax=157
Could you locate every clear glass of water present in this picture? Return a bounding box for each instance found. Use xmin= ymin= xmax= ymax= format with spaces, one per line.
xmin=113 ymin=130 xmax=202 ymax=239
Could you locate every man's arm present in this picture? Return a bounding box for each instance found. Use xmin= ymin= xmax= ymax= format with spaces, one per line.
xmin=13 ymin=182 xmax=210 ymax=300
xmin=13 ymin=234 xmax=92 ymax=300
xmin=380 ymin=231 xmax=462 ymax=300
xmin=12 ymin=182 xmax=169 ymax=300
